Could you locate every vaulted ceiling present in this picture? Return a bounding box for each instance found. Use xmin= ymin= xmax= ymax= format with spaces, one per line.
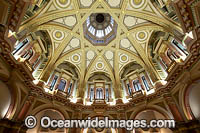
xmin=20 ymin=0 xmax=182 ymax=96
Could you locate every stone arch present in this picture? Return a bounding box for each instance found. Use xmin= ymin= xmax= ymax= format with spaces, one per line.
xmin=130 ymin=105 xmax=173 ymax=120
xmin=183 ymin=79 xmax=200 ymax=120
xmin=82 ymin=113 xmax=117 ymax=133
xmin=27 ymin=105 xmax=70 ymax=133
xmin=129 ymin=105 xmax=173 ymax=133
xmin=4 ymin=78 xmax=23 ymax=120
xmin=0 ymin=80 xmax=11 ymax=119
xmin=29 ymin=103 xmax=70 ymax=119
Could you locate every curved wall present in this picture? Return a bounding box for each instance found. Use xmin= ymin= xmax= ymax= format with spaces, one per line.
xmin=0 ymin=80 xmax=11 ymax=119
xmin=188 ymin=82 xmax=200 ymax=119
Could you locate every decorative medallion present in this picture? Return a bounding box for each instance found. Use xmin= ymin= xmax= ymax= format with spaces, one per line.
xmin=136 ymin=31 xmax=148 ymax=41
xmin=130 ymin=0 xmax=145 ymax=9
xmin=120 ymin=54 xmax=129 ymax=63
xmin=72 ymin=54 xmax=81 ymax=63
xmin=96 ymin=62 xmax=104 ymax=70
xmin=53 ymin=30 xmax=65 ymax=41
xmin=55 ymin=0 xmax=71 ymax=9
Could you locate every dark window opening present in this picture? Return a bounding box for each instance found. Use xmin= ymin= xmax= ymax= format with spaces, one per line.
xmin=50 ymin=75 xmax=58 ymax=91
xmin=57 ymin=79 xmax=66 ymax=91
xmin=142 ymin=76 xmax=150 ymax=91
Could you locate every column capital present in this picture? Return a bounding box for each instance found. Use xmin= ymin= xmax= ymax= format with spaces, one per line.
xmin=116 ymin=98 xmax=123 ymax=105
xmin=76 ymin=98 xmax=83 ymax=104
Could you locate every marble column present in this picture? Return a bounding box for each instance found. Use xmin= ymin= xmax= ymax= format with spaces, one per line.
xmin=144 ymin=71 xmax=153 ymax=89
xmin=129 ymin=79 xmax=134 ymax=93
xmin=94 ymin=84 xmax=97 ymax=100
xmin=87 ymin=84 xmax=91 ymax=101
xmin=123 ymin=80 xmax=129 ymax=96
xmin=103 ymin=83 xmax=105 ymax=100
xmin=29 ymin=52 xmax=40 ymax=65
xmin=118 ymin=111 xmax=127 ymax=133
xmin=163 ymin=93 xmax=183 ymax=121
xmin=17 ymin=95 xmax=35 ymax=121
xmin=69 ymin=80 xmax=75 ymax=96
xmin=136 ymin=73 xmax=145 ymax=91
xmin=70 ymin=110 xmax=81 ymax=133
xmin=160 ymin=54 xmax=171 ymax=67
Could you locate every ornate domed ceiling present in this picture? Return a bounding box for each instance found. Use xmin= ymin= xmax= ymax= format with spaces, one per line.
xmin=83 ymin=13 xmax=117 ymax=45
xmin=19 ymin=0 xmax=182 ymax=102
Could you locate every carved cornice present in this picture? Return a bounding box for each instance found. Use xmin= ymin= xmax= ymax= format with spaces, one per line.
xmin=1 ymin=0 xmax=31 ymax=32
xmin=172 ymin=0 xmax=196 ymax=33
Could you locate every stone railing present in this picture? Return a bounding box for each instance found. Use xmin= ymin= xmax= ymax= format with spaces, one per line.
xmin=167 ymin=60 xmax=176 ymax=73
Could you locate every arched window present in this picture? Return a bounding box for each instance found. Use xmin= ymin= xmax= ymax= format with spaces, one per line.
xmin=171 ymin=39 xmax=188 ymax=56
xmin=50 ymin=75 xmax=58 ymax=91
xmin=105 ymin=88 xmax=109 ymax=102
xmin=67 ymin=82 xmax=72 ymax=94
xmin=133 ymin=80 xmax=142 ymax=92
xmin=127 ymin=83 xmax=132 ymax=95
xmin=167 ymin=49 xmax=179 ymax=61
xmin=90 ymin=88 xmax=94 ymax=102
xmin=12 ymin=38 xmax=29 ymax=55
xmin=142 ymin=76 xmax=150 ymax=91
xmin=57 ymin=79 xmax=66 ymax=91
xmin=22 ymin=49 xmax=33 ymax=60
xmin=96 ymin=88 xmax=103 ymax=99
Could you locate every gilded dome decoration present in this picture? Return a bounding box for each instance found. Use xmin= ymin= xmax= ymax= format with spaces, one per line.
xmin=83 ymin=13 xmax=117 ymax=45
xmin=1 ymin=0 xmax=200 ymax=132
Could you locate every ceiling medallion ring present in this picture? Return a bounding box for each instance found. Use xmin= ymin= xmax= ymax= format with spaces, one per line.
xmin=53 ymin=30 xmax=65 ymax=41
xmin=55 ymin=0 xmax=71 ymax=9
xmin=136 ymin=31 xmax=148 ymax=41
xmin=130 ymin=0 xmax=146 ymax=9
xmin=72 ymin=54 xmax=81 ymax=63
xmin=96 ymin=62 xmax=104 ymax=70
xmin=120 ymin=54 xmax=129 ymax=63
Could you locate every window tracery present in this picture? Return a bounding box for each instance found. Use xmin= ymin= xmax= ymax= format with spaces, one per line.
xmin=43 ymin=62 xmax=78 ymax=97
xmin=121 ymin=62 xmax=155 ymax=100
xmin=86 ymin=73 xmax=113 ymax=104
